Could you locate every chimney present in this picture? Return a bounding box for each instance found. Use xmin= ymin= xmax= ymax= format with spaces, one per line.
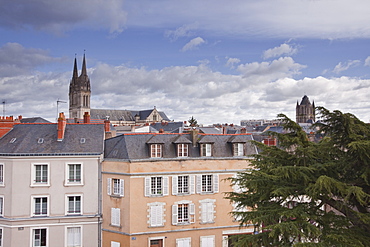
xmin=190 ymin=128 xmax=199 ymax=147
xmin=159 ymin=129 xmax=164 ymax=133
xmin=83 ymin=112 xmax=90 ymax=123
xmin=104 ymin=119 xmax=110 ymax=132
xmin=57 ymin=112 xmax=67 ymax=141
xmin=241 ymin=128 xmax=246 ymax=134
xmin=131 ymin=125 xmax=135 ymax=132
xmin=18 ymin=115 xmax=22 ymax=121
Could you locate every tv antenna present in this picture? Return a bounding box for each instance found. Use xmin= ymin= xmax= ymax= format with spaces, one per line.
xmin=2 ymin=100 xmax=5 ymax=117
xmin=56 ymin=99 xmax=67 ymax=121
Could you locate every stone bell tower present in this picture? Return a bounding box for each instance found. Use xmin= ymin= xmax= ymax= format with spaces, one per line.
xmin=69 ymin=54 xmax=91 ymax=119
xmin=296 ymin=95 xmax=315 ymax=123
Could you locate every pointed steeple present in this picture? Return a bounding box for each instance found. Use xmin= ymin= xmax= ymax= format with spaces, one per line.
xmin=73 ymin=56 xmax=78 ymax=79
xmin=81 ymin=53 xmax=87 ymax=77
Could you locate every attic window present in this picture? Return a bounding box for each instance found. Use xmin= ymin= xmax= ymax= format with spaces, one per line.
xmin=80 ymin=138 xmax=86 ymax=144
xmin=10 ymin=138 xmax=16 ymax=143
xmin=38 ymin=138 xmax=44 ymax=144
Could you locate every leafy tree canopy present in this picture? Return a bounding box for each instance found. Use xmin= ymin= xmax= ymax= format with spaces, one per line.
xmin=226 ymin=107 xmax=370 ymax=246
xmin=188 ymin=116 xmax=198 ymax=127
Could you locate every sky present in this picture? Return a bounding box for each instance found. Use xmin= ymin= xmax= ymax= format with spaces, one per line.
xmin=1 ymin=0 xmax=370 ymax=125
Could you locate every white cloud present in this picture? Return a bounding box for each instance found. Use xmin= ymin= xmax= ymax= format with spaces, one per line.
xmin=365 ymin=56 xmax=370 ymax=67
xmin=226 ymin=57 xmax=241 ymax=68
xmin=333 ymin=60 xmax=361 ymax=74
xmin=263 ymin=44 xmax=298 ymax=59
xmin=165 ymin=23 xmax=199 ymax=41
xmin=181 ymin=37 xmax=206 ymax=52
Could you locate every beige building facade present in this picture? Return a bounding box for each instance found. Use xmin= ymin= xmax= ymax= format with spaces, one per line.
xmin=102 ymin=132 xmax=257 ymax=247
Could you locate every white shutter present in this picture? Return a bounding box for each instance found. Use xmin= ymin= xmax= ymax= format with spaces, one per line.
xmin=190 ymin=175 xmax=195 ymax=194
xmin=107 ymin=178 xmax=112 ymax=195
xmin=201 ymin=201 xmax=214 ymax=223
xmin=201 ymin=236 xmax=215 ymax=247
xmin=206 ymin=144 xmax=212 ymax=156
xmin=213 ymin=174 xmax=219 ymax=193
xmin=111 ymin=241 xmax=120 ymax=247
xmin=222 ymin=236 xmax=228 ymax=247
xmin=163 ymin=176 xmax=169 ymax=196
xmin=190 ymin=203 xmax=195 ymax=223
xmin=119 ymin=179 xmax=124 ymax=197
xmin=238 ymin=143 xmax=244 ymax=156
xmin=144 ymin=177 xmax=151 ymax=196
xmin=172 ymin=176 xmax=178 ymax=195
xmin=172 ymin=204 xmax=178 ymax=225
xmin=177 ymin=238 xmax=191 ymax=247
xmin=111 ymin=208 xmax=120 ymax=226
xmin=196 ymin=175 xmax=202 ymax=194
xmin=150 ymin=204 xmax=163 ymax=227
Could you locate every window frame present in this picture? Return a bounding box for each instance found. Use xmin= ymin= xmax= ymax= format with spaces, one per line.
xmin=31 ymin=163 xmax=50 ymax=187
xmin=31 ymin=227 xmax=48 ymax=247
xmin=31 ymin=195 xmax=49 ymax=217
xmin=144 ymin=176 xmax=169 ymax=197
xmin=148 ymin=202 xmax=165 ymax=227
xmin=200 ymin=143 xmax=212 ymax=157
xmin=196 ymin=174 xmax=219 ymax=194
xmin=199 ymin=199 xmax=216 ymax=224
xmin=200 ymin=235 xmax=215 ymax=247
xmin=177 ymin=144 xmax=189 ymax=157
xmin=65 ymin=194 xmax=82 ymax=215
xmin=0 ymin=227 xmax=2 ymax=247
xmin=65 ymin=225 xmax=82 ymax=247
xmin=172 ymin=200 xmax=195 ymax=225
xmin=233 ymin=143 xmax=245 ymax=156
xmin=65 ymin=163 xmax=83 ymax=186
xmin=150 ymin=144 xmax=163 ymax=158
xmin=172 ymin=175 xmax=195 ymax=195
xmin=0 ymin=164 xmax=3 ymax=186
xmin=107 ymin=178 xmax=124 ymax=197
xmin=0 ymin=196 xmax=3 ymax=217
xmin=176 ymin=237 xmax=191 ymax=247
xmin=148 ymin=236 xmax=165 ymax=247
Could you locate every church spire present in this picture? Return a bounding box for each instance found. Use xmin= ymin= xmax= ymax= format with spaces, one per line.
xmin=73 ymin=56 xmax=78 ymax=79
xmin=81 ymin=52 xmax=87 ymax=77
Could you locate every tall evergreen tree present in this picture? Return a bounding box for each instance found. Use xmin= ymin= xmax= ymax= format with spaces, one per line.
xmin=226 ymin=107 xmax=370 ymax=246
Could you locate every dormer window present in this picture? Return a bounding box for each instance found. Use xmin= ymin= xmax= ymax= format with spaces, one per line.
xmin=38 ymin=138 xmax=44 ymax=144
xmin=9 ymin=138 xmax=16 ymax=143
xmin=177 ymin=144 xmax=188 ymax=157
xmin=233 ymin=143 xmax=244 ymax=156
xmin=200 ymin=143 xmax=212 ymax=157
xmin=151 ymin=144 xmax=162 ymax=158
xmin=80 ymin=138 xmax=86 ymax=144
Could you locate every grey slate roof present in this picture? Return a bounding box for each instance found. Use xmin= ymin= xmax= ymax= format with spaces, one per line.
xmin=104 ymin=133 xmax=257 ymax=160
xmin=151 ymin=122 xmax=184 ymax=133
xmin=90 ymin=108 xmax=170 ymax=122
xmin=0 ymin=124 xmax=105 ymax=155
xmin=20 ymin=117 xmax=51 ymax=123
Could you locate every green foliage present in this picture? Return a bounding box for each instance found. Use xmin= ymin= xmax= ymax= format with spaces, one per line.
xmin=226 ymin=108 xmax=370 ymax=246
xmin=188 ymin=116 xmax=198 ymax=127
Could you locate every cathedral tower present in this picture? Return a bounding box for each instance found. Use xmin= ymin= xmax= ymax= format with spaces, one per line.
xmin=69 ymin=54 xmax=91 ymax=119
xmin=296 ymin=95 xmax=315 ymax=123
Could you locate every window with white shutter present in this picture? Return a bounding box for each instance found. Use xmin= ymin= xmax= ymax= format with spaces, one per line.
xmin=176 ymin=237 xmax=191 ymax=247
xmin=172 ymin=201 xmax=195 ymax=225
xmin=172 ymin=175 xmax=195 ymax=195
xmin=107 ymin=178 xmax=124 ymax=197
xmin=111 ymin=208 xmax=120 ymax=227
xmin=148 ymin=202 xmax=165 ymax=227
xmin=144 ymin=176 xmax=168 ymax=197
xmin=200 ymin=199 xmax=215 ymax=224
xmin=67 ymin=226 xmax=81 ymax=247
xmin=233 ymin=143 xmax=244 ymax=156
xmin=201 ymin=144 xmax=212 ymax=157
xmin=196 ymin=174 xmax=219 ymax=194
xmin=111 ymin=241 xmax=120 ymax=247
xmin=200 ymin=235 xmax=215 ymax=247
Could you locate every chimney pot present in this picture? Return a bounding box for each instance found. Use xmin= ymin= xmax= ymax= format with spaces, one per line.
xmin=57 ymin=112 xmax=67 ymax=141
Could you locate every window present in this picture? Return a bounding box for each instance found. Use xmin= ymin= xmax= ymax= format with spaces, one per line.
xmin=111 ymin=208 xmax=120 ymax=227
xmin=148 ymin=202 xmax=165 ymax=227
xmin=0 ymin=228 xmax=2 ymax=247
xmin=196 ymin=174 xmax=219 ymax=194
xmin=150 ymin=239 xmax=163 ymax=247
xmin=200 ymin=236 xmax=215 ymax=247
xmin=233 ymin=143 xmax=244 ymax=156
xmin=200 ymin=199 xmax=216 ymax=224
xmin=172 ymin=175 xmax=195 ymax=195
xmin=66 ymin=195 xmax=81 ymax=215
xmin=145 ymin=176 xmax=169 ymax=197
xmin=0 ymin=196 xmax=3 ymax=217
xmin=176 ymin=237 xmax=191 ymax=247
xmin=33 ymin=164 xmax=48 ymax=185
xmin=0 ymin=164 xmax=4 ymax=186
xmin=33 ymin=197 xmax=48 ymax=216
xmin=201 ymin=144 xmax=212 ymax=157
xmin=111 ymin=241 xmax=120 ymax=247
xmin=151 ymin=144 xmax=162 ymax=158
xmin=66 ymin=226 xmax=81 ymax=247
xmin=107 ymin=178 xmax=124 ymax=197
xmin=172 ymin=201 xmax=195 ymax=225
xmin=177 ymin=144 xmax=188 ymax=157
xmin=67 ymin=164 xmax=82 ymax=184
xmin=33 ymin=228 xmax=47 ymax=247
